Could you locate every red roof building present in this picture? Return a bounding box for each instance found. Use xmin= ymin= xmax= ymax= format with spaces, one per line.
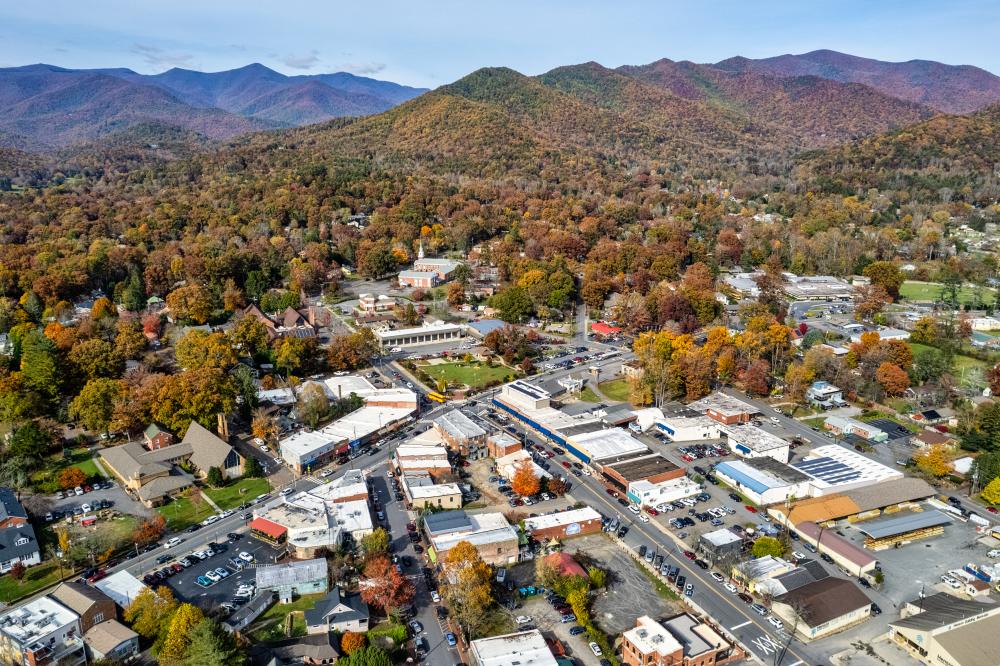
xmin=544 ymin=552 xmax=587 ymax=578
xmin=591 ymin=322 xmax=622 ymax=336
xmin=250 ymin=517 xmax=288 ymax=545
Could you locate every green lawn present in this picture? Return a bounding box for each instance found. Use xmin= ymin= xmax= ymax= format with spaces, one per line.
xmin=909 ymin=342 xmax=990 ymax=390
xmin=578 ymin=386 xmax=602 ymax=403
xmin=204 ymin=478 xmax=271 ymax=510
xmin=31 ymin=447 xmax=106 ymax=493
xmin=597 ymin=378 xmax=632 ymax=402
xmin=0 ymin=561 xmax=65 ymax=603
xmin=899 ymin=280 xmax=995 ymax=305
xmin=417 ymin=361 xmax=516 ymax=390
xmin=156 ymin=495 xmax=215 ymax=531
xmin=249 ymin=592 xmax=326 ymax=642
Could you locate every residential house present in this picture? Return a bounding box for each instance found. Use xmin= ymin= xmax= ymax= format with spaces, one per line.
xmin=0 ymin=489 xmax=28 ymax=529
xmin=49 ymin=582 xmax=116 ymax=634
xmin=0 ymin=525 xmax=41 ymax=573
xmin=82 ymin=621 xmax=139 ymax=663
xmin=142 ymin=423 xmax=173 ymax=450
xmin=304 ymin=588 xmax=369 ymax=634
xmin=242 ymin=304 xmax=319 ymax=341
xmin=805 ymin=381 xmax=845 ymax=409
xmin=253 ymin=633 xmax=340 ymax=665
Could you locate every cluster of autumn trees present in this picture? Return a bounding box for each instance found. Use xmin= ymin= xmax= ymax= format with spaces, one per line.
xmin=125 ymin=587 xmax=245 ymax=666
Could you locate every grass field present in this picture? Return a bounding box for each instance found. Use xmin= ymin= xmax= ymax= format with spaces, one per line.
xmin=249 ymin=592 xmax=326 ymax=641
xmin=909 ymin=342 xmax=990 ymax=390
xmin=899 ymin=280 xmax=995 ymax=305
xmin=31 ymin=447 xmax=106 ymax=493
xmin=417 ymin=361 xmax=516 ymax=390
xmin=597 ymin=379 xmax=632 ymax=402
xmin=579 ymin=386 xmax=602 ymax=403
xmin=204 ymin=478 xmax=270 ymax=510
xmin=0 ymin=562 xmax=64 ymax=603
xmin=156 ymin=495 xmax=215 ymax=531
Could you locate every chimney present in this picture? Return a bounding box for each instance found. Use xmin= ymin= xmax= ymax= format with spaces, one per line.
xmin=217 ymin=413 xmax=229 ymax=440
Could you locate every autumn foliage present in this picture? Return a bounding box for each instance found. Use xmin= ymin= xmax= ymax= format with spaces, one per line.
xmin=58 ymin=467 xmax=88 ymax=490
xmin=511 ymin=460 xmax=540 ymax=497
xmin=340 ymin=632 xmax=366 ymax=655
xmin=359 ymin=555 xmax=414 ymax=614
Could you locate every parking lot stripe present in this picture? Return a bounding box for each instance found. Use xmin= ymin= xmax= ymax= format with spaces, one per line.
xmin=730 ymin=620 xmax=751 ymax=629
xmin=787 ymin=661 xmax=803 ymax=666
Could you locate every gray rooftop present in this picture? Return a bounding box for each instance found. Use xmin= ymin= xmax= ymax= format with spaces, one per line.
xmin=856 ymin=510 xmax=951 ymax=539
xmin=894 ymin=592 xmax=1000 ymax=632
xmin=434 ymin=409 xmax=487 ymax=441
xmin=423 ymin=510 xmax=473 ymax=536
xmin=256 ymin=559 xmax=327 ymax=589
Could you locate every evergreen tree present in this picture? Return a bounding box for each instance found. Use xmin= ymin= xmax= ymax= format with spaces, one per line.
xmin=183 ymin=619 xmax=246 ymax=666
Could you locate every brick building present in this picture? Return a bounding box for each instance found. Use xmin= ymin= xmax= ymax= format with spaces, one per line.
xmin=621 ymin=614 xmax=744 ymax=666
xmin=522 ymin=508 xmax=603 ymax=541
xmin=487 ymin=432 xmax=521 ymax=458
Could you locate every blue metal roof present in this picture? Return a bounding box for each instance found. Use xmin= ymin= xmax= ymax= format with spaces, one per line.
xmin=715 ymin=461 xmax=770 ymax=495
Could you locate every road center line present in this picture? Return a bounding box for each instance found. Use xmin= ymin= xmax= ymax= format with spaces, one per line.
xmin=730 ymin=620 xmax=752 ymax=629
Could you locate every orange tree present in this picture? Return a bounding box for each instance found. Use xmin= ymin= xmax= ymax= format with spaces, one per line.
xmin=340 ymin=631 xmax=366 ymax=654
xmin=59 ymin=467 xmax=88 ymax=490
xmin=511 ymin=460 xmax=540 ymax=497
xmin=359 ymin=555 xmax=414 ymax=616
xmin=442 ymin=541 xmax=494 ymax=639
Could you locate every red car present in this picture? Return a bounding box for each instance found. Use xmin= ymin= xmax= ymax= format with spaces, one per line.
xmin=561 ymin=461 xmax=571 ymax=469
xmin=683 ymin=550 xmax=696 ymax=560
xmin=85 ymin=569 xmax=106 ymax=583
xmin=605 ymin=488 xmax=618 ymax=497
xmin=744 ymin=505 xmax=758 ymax=513
xmin=988 ymin=507 xmax=999 ymax=514
xmin=461 ymin=461 xmax=471 ymax=467
xmin=645 ymin=507 xmax=659 ymax=516
xmin=681 ymin=455 xmax=694 ymax=462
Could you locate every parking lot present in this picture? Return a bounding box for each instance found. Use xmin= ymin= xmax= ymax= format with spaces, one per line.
xmin=160 ymin=535 xmax=285 ymax=613
xmin=47 ymin=480 xmax=153 ymax=520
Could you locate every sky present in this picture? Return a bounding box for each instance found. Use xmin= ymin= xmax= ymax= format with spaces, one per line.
xmin=1 ymin=0 xmax=998 ymax=88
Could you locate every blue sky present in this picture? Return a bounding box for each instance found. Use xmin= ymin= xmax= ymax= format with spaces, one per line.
xmin=2 ymin=1 xmax=997 ymax=87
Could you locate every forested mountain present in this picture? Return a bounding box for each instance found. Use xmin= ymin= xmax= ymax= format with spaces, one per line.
xmin=618 ymin=58 xmax=934 ymax=143
xmin=715 ymin=49 xmax=1000 ymax=114
xmin=798 ymin=102 xmax=1000 ymax=203
xmin=0 ymin=63 xmax=427 ymax=149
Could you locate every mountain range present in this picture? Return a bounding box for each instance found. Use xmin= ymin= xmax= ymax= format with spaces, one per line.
xmin=1 ymin=50 xmax=998 ymax=156
xmin=0 ymin=63 xmax=427 ymax=150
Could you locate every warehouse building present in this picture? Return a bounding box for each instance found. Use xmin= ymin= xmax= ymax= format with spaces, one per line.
xmin=688 ymin=392 xmax=759 ymax=425
xmin=655 ymin=415 xmax=721 ymax=441
xmin=567 ymin=428 xmax=648 ymax=464
xmin=522 ymin=507 xmax=603 ymax=541
xmin=628 ymin=476 xmax=702 ymax=507
xmin=768 ymin=477 xmax=934 ymax=527
xmin=486 ymin=432 xmax=521 ymax=458
xmin=720 ymin=424 xmax=790 ymax=464
xmin=793 ymin=522 xmax=878 ymax=577
xmin=889 ymin=592 xmax=1000 ymax=666
xmin=493 ymin=381 xmax=604 ymax=457
xmin=601 ymin=453 xmax=685 ymax=493
xmin=855 ymin=510 xmax=951 ymax=550
xmin=714 ymin=458 xmax=812 ymax=506
xmin=791 ymin=445 xmax=903 ymax=495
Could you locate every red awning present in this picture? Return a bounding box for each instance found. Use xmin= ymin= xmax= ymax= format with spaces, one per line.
xmin=249 ymin=517 xmax=287 ymax=539
xmin=336 ymin=443 xmax=350 ymax=455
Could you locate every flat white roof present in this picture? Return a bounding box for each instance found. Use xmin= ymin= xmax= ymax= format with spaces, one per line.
xmin=408 ymin=482 xmax=462 ymax=499
xmin=523 ymin=507 xmax=602 ymax=532
xmin=470 ymin=629 xmax=558 ymax=666
xmin=375 ymin=321 xmax=466 ymax=339
xmin=689 ymin=392 xmax=759 ymax=418
xmin=281 ymin=405 xmax=414 ymax=460
xmin=0 ymin=597 xmax=79 ymax=644
xmin=94 ymin=571 xmax=148 ymax=609
xmin=569 ymin=428 xmax=647 ymax=460
xmin=793 ymin=444 xmax=902 ymax=489
xmin=722 ymin=424 xmax=789 ymax=452
xmin=430 ymin=512 xmax=518 ymax=552
xmin=623 ymin=616 xmax=684 ymax=657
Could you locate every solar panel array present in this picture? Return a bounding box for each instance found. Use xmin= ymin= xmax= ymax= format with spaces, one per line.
xmin=792 ymin=456 xmax=862 ymax=484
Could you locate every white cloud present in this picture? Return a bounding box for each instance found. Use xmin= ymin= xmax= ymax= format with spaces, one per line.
xmin=281 ymin=50 xmax=320 ymax=70
xmin=340 ymin=61 xmax=386 ymax=75
xmin=130 ymin=43 xmax=194 ymax=69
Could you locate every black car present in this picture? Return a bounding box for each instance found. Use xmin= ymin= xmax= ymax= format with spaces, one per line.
xmin=728 ymin=492 xmax=742 ymax=502
xmin=617 ymin=498 xmax=629 ymax=507
xmin=617 ymin=526 xmax=628 ymax=538
xmin=676 ymin=575 xmax=686 ymax=589
xmin=870 ymin=603 xmax=882 ymax=616
xmin=820 ymin=553 xmax=834 ymax=564
xmin=156 ymin=554 xmax=172 ymax=565
xmin=638 ymin=545 xmax=647 ymax=557
xmin=694 ymin=559 xmax=709 ymax=570
xmin=186 ymin=524 xmax=201 ymax=533
xmin=858 ymin=577 xmax=871 ymax=588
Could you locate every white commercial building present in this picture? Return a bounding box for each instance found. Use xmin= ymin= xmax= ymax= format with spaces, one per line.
xmin=714 ymin=458 xmax=813 ymax=506
xmin=279 ymin=375 xmax=417 ymax=472
xmin=628 ymin=476 xmax=702 ymax=507
xmin=791 ymin=444 xmax=903 ymax=495
xmin=469 ymin=629 xmax=558 ymax=666
xmin=655 ymin=415 xmax=721 ymax=441
xmin=567 ymin=428 xmax=647 ymax=463
xmin=374 ymin=321 xmax=466 ymax=350
xmin=720 ymin=424 xmax=790 ymax=463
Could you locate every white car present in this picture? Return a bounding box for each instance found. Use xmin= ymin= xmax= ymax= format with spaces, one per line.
xmin=220 ymin=509 xmax=234 ymax=518
xmin=724 ymin=583 xmax=738 ymax=594
xmin=940 ymin=574 xmax=959 ymax=586
xmin=280 ymin=487 xmax=294 ymax=496
xmin=81 ymin=503 xmax=92 ymax=513
xmin=628 ymin=504 xmax=641 ymax=514
xmin=390 ymin=347 xmax=402 ymax=354
xmin=164 ymin=537 xmax=182 ymax=549
xmin=770 ymin=416 xmax=781 ymax=424
xmin=430 ymin=590 xmax=441 ymax=603
xmin=259 ymin=443 xmax=269 ymax=451
xmin=589 ymin=642 xmax=603 ymax=657
xmin=710 ymin=572 xmax=725 ymax=583
xmin=767 ymin=616 xmax=784 ymax=630
xmin=515 ymin=616 xmax=532 ymax=625
xmin=205 ymin=571 xmax=222 ymax=582
xmin=238 ymin=551 xmax=254 ymax=563
xmin=638 ymin=514 xmax=650 ymax=523
xmin=988 ymin=549 xmax=1000 ymax=558
xmin=791 ymin=551 xmax=806 ymax=561
xmin=74 ymin=486 xmax=84 ymax=496
xmin=320 ymin=469 xmax=334 ymax=478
